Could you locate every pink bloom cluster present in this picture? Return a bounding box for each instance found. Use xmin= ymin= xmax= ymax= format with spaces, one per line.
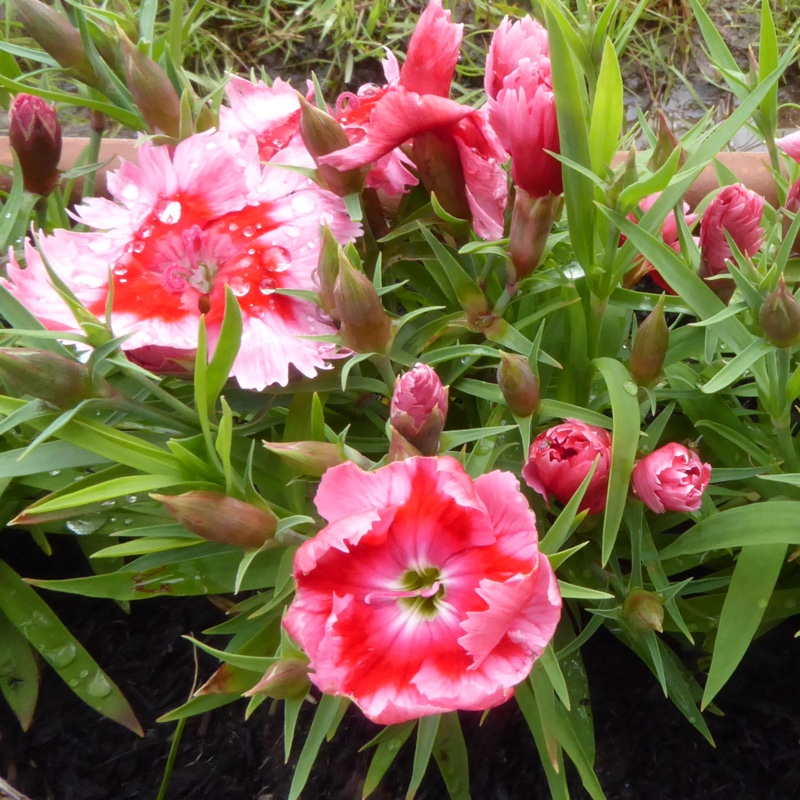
xmin=485 ymin=16 xmax=562 ymax=199
xmin=284 ymin=456 xmax=561 ymax=724
xmin=523 ymin=419 xmax=711 ymax=514
xmin=3 ymin=131 xmax=360 ymax=390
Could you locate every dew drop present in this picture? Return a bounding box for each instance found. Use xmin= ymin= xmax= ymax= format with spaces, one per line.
xmin=283 ymin=225 xmax=300 ymax=239
xmin=291 ymin=194 xmax=315 ymax=214
xmin=140 ymin=225 xmax=155 ymax=239
xmin=259 ymin=277 xmax=277 ymax=295
xmin=242 ymin=226 xmax=256 ymax=238
xmin=79 ymin=669 xmax=89 ymax=679
xmin=113 ymin=264 xmax=128 ymax=277
xmin=49 ymin=469 xmax=61 ymax=476
xmin=155 ymin=199 xmax=182 ymax=225
xmin=87 ymin=672 xmax=112 ymax=698
xmin=228 ymin=222 xmax=239 ymax=232
xmin=229 ymin=277 xmax=250 ymax=297
xmin=49 ymin=643 xmax=77 ymax=669
xmin=121 ymin=184 xmax=140 ymax=201
xmin=69 ymin=678 xmax=79 ymax=688
xmin=131 ymin=240 xmax=145 ymax=254
xmin=263 ymin=246 xmax=292 ymax=273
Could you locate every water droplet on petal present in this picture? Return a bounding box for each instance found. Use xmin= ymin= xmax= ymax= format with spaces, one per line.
xmin=242 ymin=226 xmax=255 ymax=238
xmin=140 ymin=225 xmax=155 ymax=239
xmin=228 ymin=222 xmax=239 ymax=232
xmin=291 ymin=194 xmax=315 ymax=214
xmin=229 ymin=277 xmax=250 ymax=297
xmin=155 ymin=199 xmax=182 ymax=225
xmin=259 ymin=277 xmax=277 ymax=295
xmin=262 ymin=246 xmax=292 ymax=273
xmin=113 ymin=265 xmax=128 ymax=277
xmin=131 ymin=240 xmax=145 ymax=254
xmin=283 ymin=226 xmax=300 ymax=239
xmin=121 ymin=184 xmax=139 ymax=201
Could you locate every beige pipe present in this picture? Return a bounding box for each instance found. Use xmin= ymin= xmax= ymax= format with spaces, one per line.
xmin=0 ymin=136 xmax=784 ymax=209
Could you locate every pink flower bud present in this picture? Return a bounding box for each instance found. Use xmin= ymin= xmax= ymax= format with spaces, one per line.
xmin=152 ymin=492 xmax=279 ymax=548
xmin=631 ymin=443 xmax=711 ymax=514
xmin=759 ymin=276 xmax=800 ymax=348
xmin=8 ymin=93 xmax=62 ymax=196
xmin=334 ymin=253 xmax=392 ymax=354
xmin=623 ymin=588 xmax=664 ymax=633
xmin=629 ymin=294 xmax=669 ymax=386
xmin=508 ymin=187 xmax=561 ymax=286
xmin=0 ymin=347 xmax=112 ymax=408
xmin=390 ymin=363 xmax=449 ymax=456
xmin=699 ymin=184 xmax=765 ymax=280
xmin=497 ymin=352 xmax=539 ymax=416
xmin=119 ymin=29 xmax=181 ymax=138
xmin=523 ymin=419 xmax=612 ymax=514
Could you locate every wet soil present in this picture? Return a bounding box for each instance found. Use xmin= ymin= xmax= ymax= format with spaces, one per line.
xmin=1 ymin=531 xmax=799 ymax=800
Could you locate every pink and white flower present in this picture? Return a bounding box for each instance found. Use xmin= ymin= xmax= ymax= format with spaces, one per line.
xmin=632 ymin=443 xmax=711 ymax=513
xmin=320 ymin=0 xmax=508 ymax=239
xmin=3 ymin=131 xmax=361 ymax=389
xmin=284 ymin=456 xmax=561 ymax=725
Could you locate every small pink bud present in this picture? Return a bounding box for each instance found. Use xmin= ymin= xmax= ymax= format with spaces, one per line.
xmin=523 ymin=419 xmax=612 ymax=514
xmin=152 ymin=492 xmax=278 ymax=548
xmin=699 ymin=184 xmax=765 ymax=282
xmin=334 ymin=254 xmax=392 ymax=354
xmin=497 ymin=352 xmax=539 ymax=416
xmin=0 ymin=348 xmax=112 ymax=408
xmin=631 ymin=443 xmax=711 ymax=514
xmin=8 ymin=93 xmax=62 ymax=196
xmin=245 ymin=658 xmax=311 ymax=700
xmin=623 ymin=588 xmax=664 ymax=633
xmin=629 ymin=294 xmax=669 ymax=386
xmin=119 ymin=29 xmax=181 ymax=138
xmin=298 ymin=96 xmax=366 ymax=196
xmin=12 ymin=0 xmax=96 ymax=85
xmin=390 ymin=364 xmax=449 ymax=456
xmin=508 ymin=187 xmax=561 ymax=286
xmin=759 ymin=276 xmax=800 ymax=348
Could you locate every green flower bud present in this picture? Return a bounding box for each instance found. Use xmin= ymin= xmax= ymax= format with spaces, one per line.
xmin=12 ymin=0 xmax=97 ymax=86
xmin=497 ymin=352 xmax=540 ymax=417
xmin=298 ymin=96 xmax=366 ymax=197
xmin=508 ymin=188 xmax=561 ymax=287
xmin=119 ymin=28 xmax=181 ymax=138
xmin=623 ymin=588 xmax=664 ymax=633
xmin=263 ymin=440 xmax=348 ymax=477
xmin=629 ymin=294 xmax=669 ymax=386
xmin=0 ymin=348 xmax=113 ymax=408
xmin=647 ymin=110 xmax=686 ymax=173
xmin=152 ymin=491 xmax=278 ymax=549
xmin=316 ymin=226 xmax=341 ymax=321
xmin=244 ymin=658 xmax=311 ymax=700
xmin=334 ymin=253 xmax=392 ymax=354
xmin=759 ymin=276 xmax=800 ymax=348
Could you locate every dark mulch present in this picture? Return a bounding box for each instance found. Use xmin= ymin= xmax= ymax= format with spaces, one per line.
xmin=1 ymin=530 xmax=799 ymax=800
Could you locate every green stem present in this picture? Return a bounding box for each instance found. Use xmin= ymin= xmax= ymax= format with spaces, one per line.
xmin=156 ymin=718 xmax=187 ymax=800
xmin=372 ymin=354 xmax=396 ymax=392
xmin=81 ymin=124 xmax=104 ymax=201
xmin=34 ymin=197 xmax=49 ymax=232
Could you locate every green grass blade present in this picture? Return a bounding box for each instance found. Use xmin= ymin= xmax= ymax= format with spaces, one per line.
xmin=432 ymin=712 xmax=471 ymax=800
xmin=0 ymin=606 xmax=39 ymax=731
xmin=588 ymin=38 xmax=622 ymax=174
xmin=406 ymin=714 xmax=440 ymax=800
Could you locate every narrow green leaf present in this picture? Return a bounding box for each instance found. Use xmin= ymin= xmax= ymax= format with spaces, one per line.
xmin=407 ymin=714 xmax=440 ymax=800
xmin=700 ymin=339 xmax=772 ymax=393
xmin=593 ymin=357 xmax=640 ymax=564
xmin=0 ymin=607 xmax=39 ymax=731
xmin=361 ymin=722 xmax=416 ymax=799
xmin=588 ymin=38 xmax=623 ymax=174
xmin=432 ymin=713 xmax=471 ymax=800
xmin=661 ymin=501 xmax=800 ymax=560
xmin=702 ymin=542 xmax=787 ymax=709
xmin=0 ymin=560 xmax=141 ymax=734
xmin=206 ymin=286 xmax=243 ymax=412
xmin=558 ymin=581 xmax=614 ymax=601
xmin=289 ymin=695 xmax=345 ymax=800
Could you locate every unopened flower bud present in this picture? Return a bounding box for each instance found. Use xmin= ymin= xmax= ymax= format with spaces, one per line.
xmin=390 ymin=364 xmax=448 ymax=456
xmin=508 ymin=188 xmax=561 ymax=287
xmin=316 ymin=226 xmax=340 ymax=321
xmin=152 ymin=491 xmax=278 ymax=549
xmin=119 ymin=28 xmax=181 ymax=138
xmin=759 ymin=277 xmax=800 ymax=348
xmin=0 ymin=348 xmax=113 ymax=408
xmin=263 ymin=440 xmax=348 ymax=477
xmin=8 ymin=93 xmax=62 ymax=196
xmin=497 ymin=352 xmax=540 ymax=417
xmin=629 ymin=294 xmax=669 ymax=386
xmin=647 ymin=110 xmax=686 ymax=172
xmin=298 ymin=96 xmax=366 ymax=196
xmin=632 ymin=443 xmax=711 ymax=513
xmin=623 ymin=588 xmax=664 ymax=633
xmin=413 ymin=130 xmax=471 ymax=222
xmin=13 ymin=0 xmax=97 ymax=85
xmin=388 ymin=425 xmax=423 ymax=462
xmin=334 ymin=254 xmax=392 ymax=354
xmin=245 ymin=658 xmax=311 ymax=700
